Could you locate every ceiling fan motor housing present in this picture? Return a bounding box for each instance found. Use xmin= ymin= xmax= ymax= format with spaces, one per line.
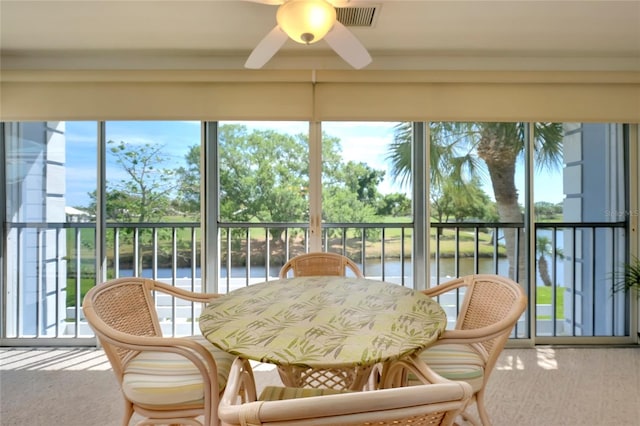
xmin=276 ymin=0 xmax=337 ymax=44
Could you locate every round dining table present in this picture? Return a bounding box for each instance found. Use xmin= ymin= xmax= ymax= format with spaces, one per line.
xmin=199 ymin=276 xmax=447 ymax=390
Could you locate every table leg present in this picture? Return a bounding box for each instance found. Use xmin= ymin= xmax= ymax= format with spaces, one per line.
xmin=224 ymin=357 xmax=258 ymax=404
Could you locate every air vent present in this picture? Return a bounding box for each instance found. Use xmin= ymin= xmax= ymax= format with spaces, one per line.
xmin=336 ymin=6 xmax=378 ymax=27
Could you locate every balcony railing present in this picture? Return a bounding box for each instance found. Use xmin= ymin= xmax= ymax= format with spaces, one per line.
xmin=1 ymin=220 xmax=629 ymax=343
xmin=217 ymin=222 xmax=414 ymax=292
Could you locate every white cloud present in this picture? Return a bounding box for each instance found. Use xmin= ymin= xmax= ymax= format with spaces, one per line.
xmin=323 ymin=122 xmax=405 ymax=195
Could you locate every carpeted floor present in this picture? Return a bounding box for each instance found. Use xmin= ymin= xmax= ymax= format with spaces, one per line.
xmin=1 ymin=347 xmax=639 ymax=426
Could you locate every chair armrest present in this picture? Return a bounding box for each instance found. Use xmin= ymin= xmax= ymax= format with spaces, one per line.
xmin=422 ymin=277 xmax=467 ymax=298
xmin=221 ymin=379 xmax=472 ymax=425
xmin=146 ymin=279 xmax=221 ymax=304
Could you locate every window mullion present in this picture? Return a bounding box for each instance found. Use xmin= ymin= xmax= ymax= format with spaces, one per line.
xmin=308 ymin=121 xmax=323 ymax=251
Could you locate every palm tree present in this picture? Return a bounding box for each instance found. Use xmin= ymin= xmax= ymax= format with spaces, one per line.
xmin=536 ymin=235 xmax=564 ymax=287
xmin=388 ymin=122 xmax=564 ymax=282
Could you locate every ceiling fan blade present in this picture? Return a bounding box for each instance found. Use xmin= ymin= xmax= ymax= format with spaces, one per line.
xmin=245 ymin=25 xmax=289 ymax=69
xmin=324 ymin=21 xmax=372 ymax=69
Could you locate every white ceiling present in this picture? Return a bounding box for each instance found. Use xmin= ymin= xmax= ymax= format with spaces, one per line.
xmin=1 ymin=0 xmax=639 ymax=71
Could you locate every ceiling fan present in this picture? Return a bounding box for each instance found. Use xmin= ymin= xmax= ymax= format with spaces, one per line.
xmin=243 ymin=0 xmax=372 ymax=69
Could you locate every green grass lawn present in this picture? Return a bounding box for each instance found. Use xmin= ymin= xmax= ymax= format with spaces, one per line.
xmin=536 ymin=286 xmax=564 ymax=319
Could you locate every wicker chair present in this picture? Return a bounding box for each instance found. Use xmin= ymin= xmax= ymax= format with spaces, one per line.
xmin=82 ymin=277 xmax=254 ymax=426
xmin=278 ymin=252 xmax=363 ymax=279
xmin=398 ymin=274 xmax=527 ymax=426
xmin=219 ymin=358 xmax=473 ymax=426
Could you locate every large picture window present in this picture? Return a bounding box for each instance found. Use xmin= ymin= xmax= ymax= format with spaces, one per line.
xmin=0 ymin=120 xmax=635 ymax=344
xmin=533 ymin=123 xmax=628 ymax=338
xmin=4 ymin=121 xmax=97 ymax=338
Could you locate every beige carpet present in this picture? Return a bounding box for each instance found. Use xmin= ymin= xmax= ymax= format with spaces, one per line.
xmin=1 ymin=347 xmax=639 ymax=426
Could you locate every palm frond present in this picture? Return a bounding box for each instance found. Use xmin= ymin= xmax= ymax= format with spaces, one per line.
xmin=387 ymin=122 xmax=413 ymax=188
xmin=613 ymin=256 xmax=640 ymax=294
xmin=533 ymin=122 xmax=564 ymax=173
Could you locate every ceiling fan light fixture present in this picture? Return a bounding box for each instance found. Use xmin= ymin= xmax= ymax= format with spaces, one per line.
xmin=276 ymin=0 xmax=336 ymax=45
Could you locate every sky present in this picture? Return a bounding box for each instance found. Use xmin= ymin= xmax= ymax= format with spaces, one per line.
xmin=323 ymin=121 xmax=403 ymax=194
xmin=64 ymin=121 xmax=201 ymax=207
xmin=63 ymin=120 xmax=564 ymax=208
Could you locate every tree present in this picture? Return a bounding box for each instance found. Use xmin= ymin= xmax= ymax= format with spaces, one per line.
xmin=431 ymin=177 xmax=496 ymax=223
xmin=322 ymin=186 xmax=378 ymax=224
xmin=388 ymin=122 xmax=564 ymax=281
xmin=105 ymin=140 xmax=177 ymax=222
xmin=377 ymin=193 xmax=411 ymax=217
xmin=217 ymin=125 xmax=388 ymax=245
xmin=87 ymin=189 xmax=137 ymax=221
xmin=175 ymin=145 xmax=201 ymax=217
xmin=324 ymin=160 xmax=385 ymax=223
xmin=217 ymin=124 xmax=390 ymax=226
xmin=87 ymin=141 xmax=177 ymax=222
xmin=320 ymin=135 xmax=386 ymax=222
xmin=86 ymin=140 xmax=180 ymax=270
xmin=173 ymin=124 xmax=395 ymax=249
xmin=535 ymin=201 xmax=562 ymax=220
xmin=218 ymin=125 xmax=309 ymax=227
xmin=536 ymin=235 xmax=564 ymax=287
xmin=344 ymin=161 xmax=385 ymax=205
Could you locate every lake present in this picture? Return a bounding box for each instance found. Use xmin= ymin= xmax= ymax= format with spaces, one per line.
xmin=118 ymin=256 xmax=560 ymax=287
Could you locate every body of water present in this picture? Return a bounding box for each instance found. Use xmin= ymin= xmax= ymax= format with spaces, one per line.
xmin=118 ymin=256 xmax=562 ymax=287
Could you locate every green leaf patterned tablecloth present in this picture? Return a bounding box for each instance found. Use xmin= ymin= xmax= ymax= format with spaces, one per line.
xmin=199 ymin=277 xmax=446 ymax=369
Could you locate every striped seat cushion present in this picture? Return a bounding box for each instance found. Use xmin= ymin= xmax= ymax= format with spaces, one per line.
xmin=407 ymin=344 xmax=485 ymax=391
xmin=122 ymin=335 xmax=236 ymax=407
xmin=420 ymin=343 xmax=485 ymax=366
xmin=430 ymin=364 xmax=484 ymax=391
xmin=259 ymin=386 xmax=352 ymax=401
xmin=408 ymin=363 xmax=484 ymax=391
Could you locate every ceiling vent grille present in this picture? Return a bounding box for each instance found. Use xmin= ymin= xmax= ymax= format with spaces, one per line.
xmin=336 ymin=6 xmax=378 ymax=27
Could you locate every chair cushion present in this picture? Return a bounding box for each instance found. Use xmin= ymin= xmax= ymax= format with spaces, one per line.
xmin=407 ymin=344 xmax=485 ymax=392
xmin=122 ymin=335 xmax=236 ymax=407
xmin=421 ymin=343 xmax=485 ymax=366
xmin=429 ymin=364 xmax=484 ymax=391
xmin=407 ymin=364 xmax=484 ymax=392
xmin=259 ymin=386 xmax=351 ymax=401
